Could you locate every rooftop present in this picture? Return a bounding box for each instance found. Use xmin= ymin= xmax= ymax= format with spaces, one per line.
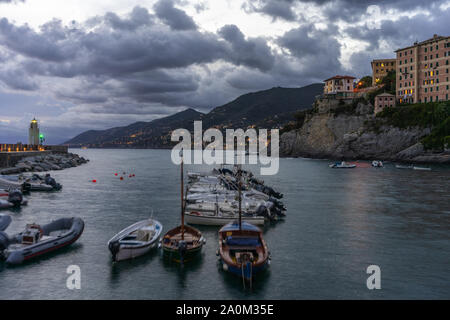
xmin=375 ymin=92 xmax=395 ymax=97
xmin=395 ymin=34 xmax=450 ymax=52
xmin=324 ymin=75 xmax=356 ymax=82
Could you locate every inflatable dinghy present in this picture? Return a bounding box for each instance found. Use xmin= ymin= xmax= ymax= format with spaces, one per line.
xmin=0 ymin=217 xmax=84 ymax=265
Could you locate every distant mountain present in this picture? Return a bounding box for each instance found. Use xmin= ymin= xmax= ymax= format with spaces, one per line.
xmin=64 ymin=83 xmax=323 ymax=148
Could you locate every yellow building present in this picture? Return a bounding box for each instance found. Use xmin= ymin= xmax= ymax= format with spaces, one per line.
xmin=371 ymin=59 xmax=396 ymax=85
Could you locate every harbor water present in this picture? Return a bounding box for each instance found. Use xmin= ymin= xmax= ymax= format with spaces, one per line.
xmin=0 ymin=149 xmax=449 ymax=299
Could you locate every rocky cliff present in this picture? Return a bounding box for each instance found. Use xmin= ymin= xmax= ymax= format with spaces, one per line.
xmin=280 ymin=98 xmax=450 ymax=163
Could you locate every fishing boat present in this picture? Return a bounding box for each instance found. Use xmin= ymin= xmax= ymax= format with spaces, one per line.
xmin=0 ymin=217 xmax=84 ymax=265
xmin=217 ymin=167 xmax=270 ymax=283
xmin=329 ymin=161 xmax=356 ymax=169
xmin=108 ymin=219 xmax=163 ymax=262
xmin=161 ymin=160 xmax=205 ymax=264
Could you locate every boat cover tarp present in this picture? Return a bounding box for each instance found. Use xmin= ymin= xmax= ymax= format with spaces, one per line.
xmin=226 ymin=236 xmax=260 ymax=246
xmin=221 ymin=221 xmax=260 ymax=232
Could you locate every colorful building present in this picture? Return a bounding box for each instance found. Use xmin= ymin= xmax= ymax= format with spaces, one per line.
xmin=395 ymin=34 xmax=450 ymax=104
xmin=374 ymin=93 xmax=396 ymax=114
xmin=371 ymin=59 xmax=396 ymax=85
xmin=323 ymin=75 xmax=355 ymax=99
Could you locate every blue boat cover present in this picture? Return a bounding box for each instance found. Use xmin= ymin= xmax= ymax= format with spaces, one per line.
xmin=226 ymin=236 xmax=260 ymax=246
xmin=221 ymin=221 xmax=261 ymax=232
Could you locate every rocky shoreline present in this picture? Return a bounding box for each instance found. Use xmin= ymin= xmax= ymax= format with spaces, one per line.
xmin=280 ymin=100 xmax=450 ymax=164
xmin=0 ymin=153 xmax=89 ymax=175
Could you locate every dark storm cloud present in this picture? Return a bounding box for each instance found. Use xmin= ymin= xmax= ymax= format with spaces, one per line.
xmin=242 ymin=0 xmax=297 ymax=21
xmin=218 ymin=24 xmax=275 ymax=71
xmin=243 ymin=0 xmax=447 ymax=22
xmin=0 ymin=18 xmax=78 ymax=62
xmin=104 ymin=6 xmax=154 ymax=30
xmin=277 ymin=24 xmax=342 ymax=76
xmin=0 ymin=68 xmax=38 ymax=91
xmin=345 ymin=6 xmax=450 ymax=51
xmin=154 ymin=0 xmax=197 ymax=30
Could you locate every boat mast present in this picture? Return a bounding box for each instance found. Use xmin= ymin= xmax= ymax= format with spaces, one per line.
xmin=181 ymin=159 xmax=185 ymax=240
xmin=238 ymin=165 xmax=242 ymax=231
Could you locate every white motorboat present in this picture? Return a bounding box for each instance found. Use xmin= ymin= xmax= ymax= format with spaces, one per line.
xmin=185 ymin=210 xmax=265 ymax=226
xmin=329 ymin=161 xmax=356 ymax=168
xmin=413 ymin=166 xmax=431 ymax=171
xmin=395 ymin=164 xmax=413 ymax=169
xmin=108 ymin=219 xmax=163 ymax=262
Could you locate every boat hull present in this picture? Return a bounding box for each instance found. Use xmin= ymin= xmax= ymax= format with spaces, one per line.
xmin=162 ymin=243 xmax=203 ymax=262
xmin=220 ymin=258 xmax=269 ymax=281
xmin=5 ymin=217 xmax=84 ymax=265
xmin=114 ymin=241 xmax=159 ymax=261
xmin=185 ymin=212 xmax=264 ymax=226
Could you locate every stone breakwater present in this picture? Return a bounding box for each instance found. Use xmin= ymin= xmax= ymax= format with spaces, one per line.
xmin=0 ymin=153 xmax=89 ymax=175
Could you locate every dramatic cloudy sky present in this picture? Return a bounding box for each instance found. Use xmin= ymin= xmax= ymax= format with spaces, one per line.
xmin=0 ymin=0 xmax=449 ymax=143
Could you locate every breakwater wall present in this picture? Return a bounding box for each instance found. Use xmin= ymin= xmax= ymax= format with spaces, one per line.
xmin=0 ymin=145 xmax=68 ymax=169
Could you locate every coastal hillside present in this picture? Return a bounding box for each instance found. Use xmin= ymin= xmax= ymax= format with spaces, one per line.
xmin=280 ymin=99 xmax=450 ymax=163
xmin=64 ymin=83 xmax=323 ymax=148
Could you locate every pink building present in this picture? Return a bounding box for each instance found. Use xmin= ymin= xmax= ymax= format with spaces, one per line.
xmin=374 ymin=93 xmax=396 ymax=114
xmin=396 ymin=34 xmax=450 ymax=104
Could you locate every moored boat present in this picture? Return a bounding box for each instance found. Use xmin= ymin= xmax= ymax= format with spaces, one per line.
xmin=329 ymin=161 xmax=356 ymax=169
xmin=185 ymin=210 xmax=265 ymax=226
xmin=161 ymin=160 xmax=205 ymax=264
xmin=218 ymin=167 xmax=270 ymax=283
xmin=413 ymin=166 xmax=431 ymax=171
xmin=108 ymin=219 xmax=163 ymax=262
xmin=0 ymin=217 xmax=84 ymax=265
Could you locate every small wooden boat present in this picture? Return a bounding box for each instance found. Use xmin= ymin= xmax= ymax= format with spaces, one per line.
xmin=218 ymin=167 xmax=270 ymax=283
xmin=108 ymin=219 xmax=163 ymax=262
xmin=0 ymin=217 xmax=84 ymax=265
xmin=161 ymin=160 xmax=205 ymax=264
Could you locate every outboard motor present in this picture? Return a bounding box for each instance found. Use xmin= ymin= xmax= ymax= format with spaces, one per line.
xmin=178 ymin=240 xmax=187 ymax=265
xmin=108 ymin=241 xmax=121 ymax=262
xmin=44 ymin=175 xmax=62 ymax=191
xmin=268 ymin=197 xmax=286 ymax=211
xmin=0 ymin=214 xmax=12 ymax=231
xmin=21 ymin=182 xmax=31 ymax=194
xmin=7 ymin=189 xmax=23 ymax=207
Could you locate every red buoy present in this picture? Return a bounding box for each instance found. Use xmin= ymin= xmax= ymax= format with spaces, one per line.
xmin=92 ymin=179 xmax=97 ymax=183
xmin=114 ymin=173 xmax=118 ymax=176
xmin=120 ymin=177 xmax=124 ymax=180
